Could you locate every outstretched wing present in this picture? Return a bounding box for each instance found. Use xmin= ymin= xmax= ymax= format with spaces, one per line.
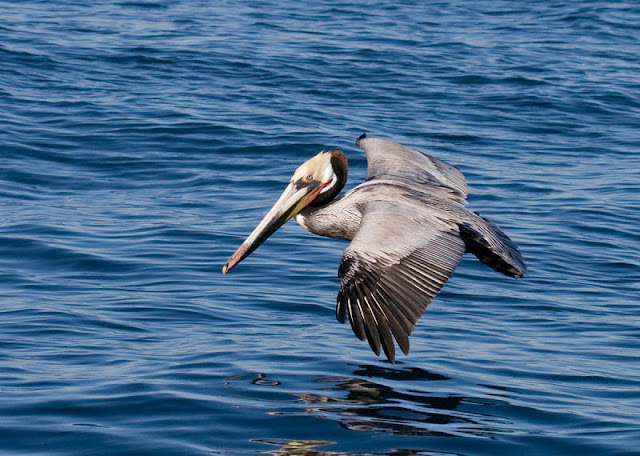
xmin=356 ymin=135 xmax=468 ymax=202
xmin=336 ymin=200 xmax=466 ymax=363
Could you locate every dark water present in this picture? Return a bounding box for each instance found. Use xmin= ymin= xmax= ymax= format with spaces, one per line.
xmin=1 ymin=1 xmax=639 ymax=455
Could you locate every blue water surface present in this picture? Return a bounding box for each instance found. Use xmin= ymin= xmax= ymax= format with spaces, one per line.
xmin=1 ymin=1 xmax=639 ymax=455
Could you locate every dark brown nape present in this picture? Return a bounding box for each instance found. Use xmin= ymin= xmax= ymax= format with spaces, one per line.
xmin=310 ymin=150 xmax=348 ymax=207
xmin=330 ymin=149 xmax=348 ymax=187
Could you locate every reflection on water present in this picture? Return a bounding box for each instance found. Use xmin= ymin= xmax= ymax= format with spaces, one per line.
xmin=303 ymin=365 xmax=482 ymax=438
xmin=254 ymin=438 xmax=334 ymax=456
xmin=351 ymin=365 xmax=450 ymax=382
xmin=231 ymin=364 xmax=515 ymax=455
xmin=255 ymin=438 xmax=445 ymax=456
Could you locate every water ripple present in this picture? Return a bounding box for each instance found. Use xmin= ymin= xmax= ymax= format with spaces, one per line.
xmin=0 ymin=0 xmax=639 ymax=455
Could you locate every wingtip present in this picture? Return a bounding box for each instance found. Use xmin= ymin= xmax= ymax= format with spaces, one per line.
xmin=355 ymin=133 xmax=367 ymax=147
xmin=383 ymin=345 xmax=396 ymax=364
xmin=513 ymin=264 xmax=527 ymax=279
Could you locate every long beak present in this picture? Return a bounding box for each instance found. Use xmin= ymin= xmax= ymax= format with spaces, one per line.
xmin=222 ymin=181 xmax=320 ymax=274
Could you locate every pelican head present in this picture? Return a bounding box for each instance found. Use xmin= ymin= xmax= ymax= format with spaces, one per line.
xmin=222 ymin=149 xmax=347 ymax=274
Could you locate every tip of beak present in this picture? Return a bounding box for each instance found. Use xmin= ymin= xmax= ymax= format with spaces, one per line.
xmin=223 ymin=243 xmax=248 ymax=275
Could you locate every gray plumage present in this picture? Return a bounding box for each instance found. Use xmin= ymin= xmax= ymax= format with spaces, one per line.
xmin=224 ymin=135 xmax=526 ymax=363
xmin=296 ymin=135 xmax=526 ymax=362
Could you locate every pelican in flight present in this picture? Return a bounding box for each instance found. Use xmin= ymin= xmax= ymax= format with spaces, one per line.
xmin=223 ymin=135 xmax=526 ymax=363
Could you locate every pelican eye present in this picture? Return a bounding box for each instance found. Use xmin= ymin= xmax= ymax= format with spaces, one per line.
xmin=304 ymin=173 xmax=314 ymax=182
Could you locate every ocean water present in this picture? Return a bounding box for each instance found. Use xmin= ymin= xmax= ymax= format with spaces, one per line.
xmin=1 ymin=1 xmax=639 ymax=455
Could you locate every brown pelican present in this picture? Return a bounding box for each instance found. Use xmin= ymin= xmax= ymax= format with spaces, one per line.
xmin=223 ymin=135 xmax=526 ymax=363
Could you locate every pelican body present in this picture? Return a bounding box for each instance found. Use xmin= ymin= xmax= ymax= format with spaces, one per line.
xmin=223 ymin=135 xmax=526 ymax=363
